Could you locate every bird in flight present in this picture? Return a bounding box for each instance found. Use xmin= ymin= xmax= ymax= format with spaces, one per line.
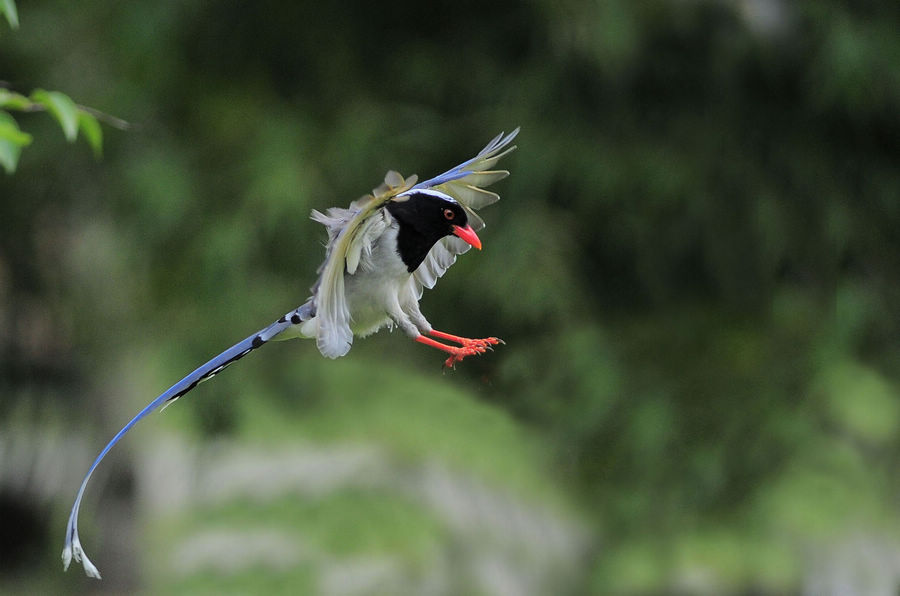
xmin=62 ymin=128 xmax=519 ymax=578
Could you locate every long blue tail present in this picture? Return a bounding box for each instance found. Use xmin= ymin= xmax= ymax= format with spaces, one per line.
xmin=62 ymin=302 xmax=313 ymax=578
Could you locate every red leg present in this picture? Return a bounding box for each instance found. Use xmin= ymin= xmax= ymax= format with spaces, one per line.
xmin=428 ymin=329 xmax=504 ymax=348
xmin=415 ymin=331 xmax=504 ymax=368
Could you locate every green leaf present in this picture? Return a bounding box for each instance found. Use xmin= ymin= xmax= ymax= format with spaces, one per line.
xmin=0 ymin=89 xmax=32 ymax=110
xmin=78 ymin=110 xmax=103 ymax=158
xmin=1 ymin=0 xmax=19 ymax=29
xmin=0 ymin=111 xmax=32 ymax=174
xmin=0 ymin=111 xmax=31 ymax=145
xmin=31 ymin=89 xmax=79 ymax=142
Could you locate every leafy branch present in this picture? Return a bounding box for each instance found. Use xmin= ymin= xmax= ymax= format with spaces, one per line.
xmin=1 ymin=1 xmax=130 ymax=173
xmin=0 ymin=88 xmax=122 ymax=173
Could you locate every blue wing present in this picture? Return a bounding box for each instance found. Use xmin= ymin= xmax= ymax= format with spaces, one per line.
xmin=62 ymin=301 xmax=314 ymax=578
xmin=412 ymin=127 xmax=519 ymax=195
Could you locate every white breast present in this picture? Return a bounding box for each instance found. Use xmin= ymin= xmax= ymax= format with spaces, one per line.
xmin=343 ymin=221 xmax=413 ymax=337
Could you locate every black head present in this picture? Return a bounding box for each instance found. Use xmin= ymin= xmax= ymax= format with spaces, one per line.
xmin=386 ymin=191 xmax=481 ymax=272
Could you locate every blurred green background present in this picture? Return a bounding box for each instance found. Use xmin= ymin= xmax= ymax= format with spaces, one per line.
xmin=2 ymin=0 xmax=900 ymax=594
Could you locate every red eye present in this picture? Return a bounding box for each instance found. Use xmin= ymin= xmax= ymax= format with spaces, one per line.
xmin=443 ymin=208 xmax=455 ymax=220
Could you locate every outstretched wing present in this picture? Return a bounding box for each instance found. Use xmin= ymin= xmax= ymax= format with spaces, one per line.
xmin=409 ymin=128 xmax=519 ymax=293
xmin=62 ymin=302 xmax=313 ymax=578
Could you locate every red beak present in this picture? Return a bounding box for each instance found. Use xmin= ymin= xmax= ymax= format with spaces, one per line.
xmin=452 ymin=224 xmax=482 ymax=250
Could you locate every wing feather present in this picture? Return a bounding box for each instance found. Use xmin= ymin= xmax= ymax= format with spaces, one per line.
xmin=412 ymin=127 xmax=519 ymax=203
xmin=450 ymin=184 xmax=501 ymax=210
xmin=412 ymin=235 xmax=471 ymax=292
xmin=310 ymin=172 xmax=417 ymax=358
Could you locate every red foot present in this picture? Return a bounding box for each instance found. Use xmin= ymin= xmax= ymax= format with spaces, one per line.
xmin=415 ymin=330 xmax=504 ymax=368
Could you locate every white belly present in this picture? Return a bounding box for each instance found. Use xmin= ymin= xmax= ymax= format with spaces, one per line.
xmin=343 ymin=225 xmax=412 ymax=337
xmin=344 ymin=271 xmax=409 ymax=336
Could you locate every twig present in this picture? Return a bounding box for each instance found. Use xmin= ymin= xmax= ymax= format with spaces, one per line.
xmin=0 ymin=82 xmax=135 ymax=130
xmin=76 ymin=104 xmax=135 ymax=131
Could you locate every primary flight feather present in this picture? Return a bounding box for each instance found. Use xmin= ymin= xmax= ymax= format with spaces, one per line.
xmin=62 ymin=128 xmax=519 ymax=578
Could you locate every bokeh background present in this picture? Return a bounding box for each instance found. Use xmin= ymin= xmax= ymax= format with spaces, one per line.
xmin=2 ymin=0 xmax=900 ymax=594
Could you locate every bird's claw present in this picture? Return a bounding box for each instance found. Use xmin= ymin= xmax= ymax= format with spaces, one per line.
xmin=441 ymin=337 xmax=503 ymax=369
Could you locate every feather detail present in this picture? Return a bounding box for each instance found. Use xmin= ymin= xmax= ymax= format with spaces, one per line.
xmin=384 ymin=170 xmax=405 ymax=189
xmin=460 ymin=170 xmax=510 ymax=189
xmin=449 ymin=184 xmax=501 ymax=210
xmin=412 ymin=235 xmax=471 ymax=293
xmin=310 ymin=172 xmax=418 ymax=358
xmin=412 ymin=128 xmax=519 ymax=201
xmin=462 ymin=206 xmax=487 ymax=232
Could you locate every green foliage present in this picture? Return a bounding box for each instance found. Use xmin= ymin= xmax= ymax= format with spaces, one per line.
xmin=0 ymin=88 xmax=105 ymax=171
xmin=0 ymin=6 xmax=108 ymax=172
xmin=0 ymin=109 xmax=31 ymax=173
xmin=31 ymin=89 xmax=79 ymax=141
xmin=0 ymin=88 xmax=28 ymax=109
xmin=77 ymin=110 xmax=103 ymax=158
